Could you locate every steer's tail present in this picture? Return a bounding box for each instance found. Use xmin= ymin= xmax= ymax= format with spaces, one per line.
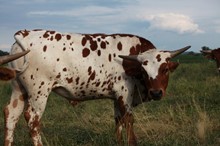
xmin=8 ymin=42 xmax=29 ymax=74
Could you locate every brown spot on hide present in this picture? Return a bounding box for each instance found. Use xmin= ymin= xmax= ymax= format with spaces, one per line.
xmin=12 ymin=99 xmax=18 ymax=108
xmin=107 ymin=82 xmax=114 ymax=90
xmin=97 ymin=50 xmax=101 ymax=56
xmin=66 ymin=77 xmax=73 ymax=83
xmin=56 ymin=73 xmax=61 ymax=78
xmin=50 ymin=36 xmax=53 ymax=41
xmin=43 ymin=45 xmax=47 ymax=52
xmin=90 ymin=40 xmax=98 ymax=51
xmin=19 ymin=95 xmax=24 ymax=101
xmin=109 ymin=54 xmax=112 ymax=62
xmin=117 ymin=42 xmax=122 ymax=51
xmin=15 ymin=30 xmax=30 ymax=38
xmin=81 ymin=37 xmax=87 ymax=46
xmin=101 ymin=81 xmax=107 ymax=87
xmin=88 ymin=71 xmax=96 ymax=83
xmin=96 ymin=82 xmax=101 ymax=87
xmin=88 ymin=66 xmax=92 ymax=75
xmin=43 ymin=31 xmax=50 ymax=38
xmin=66 ymin=35 xmax=71 ymax=40
xmin=33 ymin=29 xmax=43 ymax=31
xmin=76 ymin=77 xmax=80 ymax=85
xmin=130 ymin=44 xmax=142 ymax=55
xmin=49 ymin=31 xmax=56 ymax=34
xmin=41 ymin=81 xmax=45 ymax=85
xmin=81 ymin=82 xmax=85 ymax=86
xmin=63 ymin=68 xmax=67 ymax=72
xmin=52 ymin=81 xmax=58 ymax=87
xmin=129 ymin=46 xmax=136 ymax=55
xmin=82 ymin=48 xmax=90 ymax=57
xmin=100 ymin=41 xmax=106 ymax=49
xmin=55 ymin=33 xmax=62 ymax=41
xmin=156 ymin=54 xmax=161 ymax=62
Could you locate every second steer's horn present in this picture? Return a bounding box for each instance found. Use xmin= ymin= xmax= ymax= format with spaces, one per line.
xmin=0 ymin=50 xmax=30 ymax=65
xmin=170 ymin=46 xmax=191 ymax=58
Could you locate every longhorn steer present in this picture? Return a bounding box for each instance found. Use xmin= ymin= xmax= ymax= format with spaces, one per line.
xmin=201 ymin=48 xmax=220 ymax=73
xmin=0 ymin=50 xmax=29 ymax=80
xmin=4 ymin=29 xmax=190 ymax=146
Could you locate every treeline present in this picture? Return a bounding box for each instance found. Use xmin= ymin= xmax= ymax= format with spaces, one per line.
xmin=0 ymin=50 xmax=9 ymax=56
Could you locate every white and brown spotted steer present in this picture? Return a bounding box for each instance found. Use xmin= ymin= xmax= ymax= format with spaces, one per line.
xmin=4 ymin=29 xmax=190 ymax=146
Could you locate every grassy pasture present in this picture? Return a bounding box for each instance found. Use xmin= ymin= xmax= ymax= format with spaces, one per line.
xmin=0 ymin=54 xmax=220 ymax=146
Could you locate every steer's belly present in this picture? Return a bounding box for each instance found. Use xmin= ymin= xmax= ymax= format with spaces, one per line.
xmin=52 ymin=86 xmax=115 ymax=101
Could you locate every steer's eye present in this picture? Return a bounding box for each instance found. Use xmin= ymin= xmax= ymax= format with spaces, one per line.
xmin=142 ymin=60 xmax=148 ymax=66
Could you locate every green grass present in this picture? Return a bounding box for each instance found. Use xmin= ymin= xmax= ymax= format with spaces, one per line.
xmin=0 ymin=54 xmax=220 ymax=146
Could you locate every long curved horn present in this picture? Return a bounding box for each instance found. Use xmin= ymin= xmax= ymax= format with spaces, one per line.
xmin=118 ymin=55 xmax=138 ymax=61
xmin=170 ymin=46 xmax=191 ymax=58
xmin=0 ymin=50 xmax=30 ymax=65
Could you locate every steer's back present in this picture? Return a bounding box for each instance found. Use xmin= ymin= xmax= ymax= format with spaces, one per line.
xmin=11 ymin=29 xmax=154 ymax=99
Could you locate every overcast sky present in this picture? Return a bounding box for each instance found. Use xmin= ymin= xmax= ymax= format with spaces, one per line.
xmin=0 ymin=0 xmax=219 ymax=52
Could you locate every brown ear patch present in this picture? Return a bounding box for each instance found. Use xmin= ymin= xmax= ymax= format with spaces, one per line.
xmin=0 ymin=67 xmax=16 ymax=81
xmin=168 ymin=62 xmax=179 ymax=72
xmin=122 ymin=60 xmax=142 ymax=76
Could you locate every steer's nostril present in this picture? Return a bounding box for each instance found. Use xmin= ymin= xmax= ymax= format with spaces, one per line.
xmin=150 ymin=89 xmax=163 ymax=100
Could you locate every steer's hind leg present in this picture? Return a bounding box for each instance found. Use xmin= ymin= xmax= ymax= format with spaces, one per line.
xmin=24 ymin=88 xmax=51 ymax=146
xmin=4 ymin=80 xmax=26 ymax=146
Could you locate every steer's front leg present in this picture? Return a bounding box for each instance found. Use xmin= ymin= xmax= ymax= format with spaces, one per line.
xmin=114 ymin=98 xmax=137 ymax=146
xmin=124 ymin=112 xmax=137 ymax=146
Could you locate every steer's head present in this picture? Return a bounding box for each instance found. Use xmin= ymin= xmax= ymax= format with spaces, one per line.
xmin=201 ymin=48 xmax=220 ymax=73
xmin=119 ymin=46 xmax=190 ymax=100
xmin=0 ymin=50 xmax=30 ymax=81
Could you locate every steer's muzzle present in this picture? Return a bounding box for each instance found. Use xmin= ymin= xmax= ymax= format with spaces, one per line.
xmin=149 ymin=89 xmax=163 ymax=100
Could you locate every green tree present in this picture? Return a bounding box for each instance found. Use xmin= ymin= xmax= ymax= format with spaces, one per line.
xmin=0 ymin=50 xmax=9 ymax=56
xmin=201 ymin=46 xmax=211 ymax=50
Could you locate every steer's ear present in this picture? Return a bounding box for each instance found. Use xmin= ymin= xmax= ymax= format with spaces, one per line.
xmin=0 ymin=67 xmax=16 ymax=81
xmin=168 ymin=62 xmax=179 ymax=72
xmin=119 ymin=55 xmax=142 ymax=76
